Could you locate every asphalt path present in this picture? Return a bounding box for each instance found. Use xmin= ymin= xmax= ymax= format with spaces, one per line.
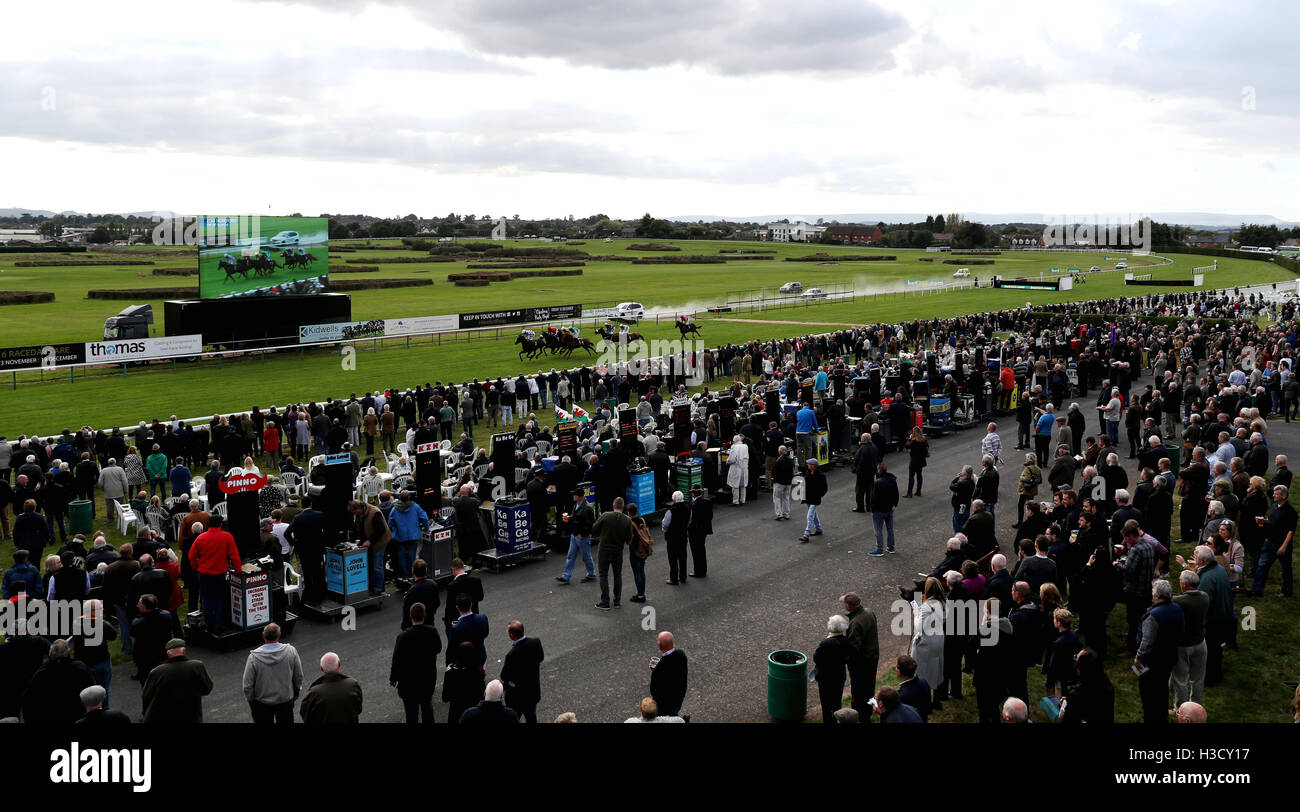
xmin=106 ymin=353 xmax=1296 ymax=723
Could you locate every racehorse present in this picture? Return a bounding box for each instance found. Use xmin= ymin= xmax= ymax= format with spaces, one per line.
xmin=596 ymin=324 xmax=645 ymax=345
xmin=559 ymin=332 xmax=597 ymax=357
xmin=515 ymin=334 xmax=547 ymax=359
xmin=675 ymin=319 xmax=702 ymax=338
xmin=219 ymin=257 xmax=247 ymax=283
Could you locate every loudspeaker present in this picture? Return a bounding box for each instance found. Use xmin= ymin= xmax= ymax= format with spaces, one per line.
xmin=492 ymin=432 xmax=516 ymax=493
xmin=868 ymin=368 xmax=881 ymax=402
xmin=415 ymin=445 xmax=441 ymax=513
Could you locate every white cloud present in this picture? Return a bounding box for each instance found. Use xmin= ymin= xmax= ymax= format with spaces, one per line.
xmin=1 ymin=0 xmax=1297 ymax=220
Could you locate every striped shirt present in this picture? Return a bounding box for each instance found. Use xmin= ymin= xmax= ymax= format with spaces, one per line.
xmin=981 ymin=432 xmax=1002 ymax=460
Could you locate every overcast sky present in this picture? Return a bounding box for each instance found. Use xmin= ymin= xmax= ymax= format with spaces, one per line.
xmin=3 ymin=0 xmax=1296 ymax=220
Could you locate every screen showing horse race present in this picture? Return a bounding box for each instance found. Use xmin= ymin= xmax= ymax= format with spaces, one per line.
xmin=197 ymin=215 xmax=328 ymax=299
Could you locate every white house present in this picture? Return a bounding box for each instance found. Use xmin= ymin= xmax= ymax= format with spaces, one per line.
xmin=764 ymin=220 xmax=826 ymax=242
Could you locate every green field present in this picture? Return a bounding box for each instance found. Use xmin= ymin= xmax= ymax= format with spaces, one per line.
xmin=0 ymin=239 xmax=1292 ymax=435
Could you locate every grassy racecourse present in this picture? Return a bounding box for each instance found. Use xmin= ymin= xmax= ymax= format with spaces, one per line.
xmin=2 ymin=238 xmax=1297 ymax=721
xmin=0 ymin=240 xmax=1292 ymax=435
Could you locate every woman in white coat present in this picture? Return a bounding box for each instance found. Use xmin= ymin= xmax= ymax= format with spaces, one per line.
xmin=910 ymin=577 xmax=946 ymax=707
xmin=725 ymin=434 xmax=750 ymax=505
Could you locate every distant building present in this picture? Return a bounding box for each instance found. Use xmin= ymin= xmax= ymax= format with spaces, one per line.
xmin=620 ymin=227 xmax=637 ymax=238
xmin=763 ymin=221 xmax=826 ymax=243
xmin=823 ymin=225 xmax=883 ymax=245
xmin=1007 ymin=236 xmax=1046 ymax=248
xmin=931 ymin=232 xmax=954 ymax=246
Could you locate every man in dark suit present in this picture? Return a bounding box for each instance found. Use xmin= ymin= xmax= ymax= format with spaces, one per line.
xmin=649 ymin=631 xmax=688 ymax=716
xmin=500 ymin=620 xmax=545 ymax=724
xmin=284 ymin=496 xmax=328 ymax=606
xmin=1012 ymin=536 xmax=1058 ymax=597
xmin=442 ymin=558 xmax=483 ymax=637
xmin=896 ymin=654 xmax=933 ymax=722
xmin=448 ymin=593 xmax=489 ymax=668
xmin=961 ymin=499 xmax=998 ymax=558
xmin=852 ymin=433 xmax=879 ymax=513
xmin=687 ymin=486 xmax=713 ymax=578
xmin=985 ymin=554 xmax=1014 ymax=613
xmin=388 ymin=601 xmax=442 ymax=724
xmin=402 ymin=559 xmax=440 ymax=630
xmin=973 ymin=456 xmax=1000 ymax=521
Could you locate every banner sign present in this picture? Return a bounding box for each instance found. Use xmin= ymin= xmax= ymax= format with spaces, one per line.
xmin=384 ymin=315 xmax=457 ymax=336
xmin=84 ymin=334 xmax=202 ymax=364
xmin=219 ymin=471 xmax=267 ymax=494
xmin=0 ymin=342 xmax=86 ymax=372
xmin=298 ymin=319 xmax=386 ymax=343
xmin=324 ymin=452 xmax=352 ymax=465
xmin=458 ymin=303 xmax=582 ymax=329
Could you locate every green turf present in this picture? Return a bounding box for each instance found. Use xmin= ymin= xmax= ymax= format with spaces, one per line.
xmin=0 ymin=241 xmax=1292 ymax=436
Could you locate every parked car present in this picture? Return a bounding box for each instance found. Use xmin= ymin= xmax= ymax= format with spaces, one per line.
xmin=779 ymin=281 xmax=803 ymax=294
xmin=614 ymin=301 xmax=645 ymax=319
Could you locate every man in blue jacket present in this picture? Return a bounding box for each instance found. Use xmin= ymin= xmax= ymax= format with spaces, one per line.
xmin=386 ymin=491 xmax=429 ymax=581
xmin=448 ymin=592 xmax=489 ymax=668
xmin=795 ymin=403 xmax=818 ymax=468
xmin=3 ymin=549 xmax=40 ymax=600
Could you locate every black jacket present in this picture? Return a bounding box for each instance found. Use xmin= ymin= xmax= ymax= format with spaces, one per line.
xmin=870 ymin=472 xmax=899 ymax=513
xmin=389 ymin=623 xmax=443 ymax=699
xmin=804 ymin=470 xmax=828 ymax=506
xmin=973 ymin=467 xmax=1000 ymax=505
xmin=501 ymin=636 xmax=545 ymax=706
xmin=688 ymin=497 xmax=714 ymax=534
xmin=22 ymin=657 xmax=94 ymax=724
xmin=402 ymin=577 xmax=441 ymax=630
xmin=772 ymin=454 xmax=795 ymax=486
xmin=650 ymin=649 xmax=688 ymax=712
xmin=441 ymin=573 xmax=484 ymax=627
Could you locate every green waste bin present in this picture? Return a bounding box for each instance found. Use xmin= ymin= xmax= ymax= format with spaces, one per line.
xmin=68 ymin=500 xmax=94 ymax=535
xmin=767 ymin=649 xmax=808 ymax=723
xmin=1163 ymin=445 xmax=1181 ymax=469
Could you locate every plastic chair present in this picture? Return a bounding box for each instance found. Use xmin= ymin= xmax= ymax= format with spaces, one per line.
xmin=439 ymin=440 xmax=451 ymax=452
xmin=282 ymin=562 xmax=302 ymax=608
xmin=534 ymin=440 xmax=552 ymax=457
xmin=146 ymin=505 xmax=171 ymax=535
xmin=114 ymin=501 xmax=139 ymax=537
xmin=211 ymin=501 xmax=229 ymax=520
xmin=280 ymin=471 xmax=304 ymax=496
xmin=359 ymin=476 xmax=384 ymax=504
xmin=391 ymin=475 xmax=414 ymax=493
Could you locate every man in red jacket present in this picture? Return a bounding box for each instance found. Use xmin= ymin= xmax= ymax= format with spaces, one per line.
xmin=188 ymin=514 xmax=241 ymax=634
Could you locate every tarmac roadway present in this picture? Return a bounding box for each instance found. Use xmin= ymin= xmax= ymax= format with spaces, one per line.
xmin=108 ymin=361 xmax=1296 ymax=722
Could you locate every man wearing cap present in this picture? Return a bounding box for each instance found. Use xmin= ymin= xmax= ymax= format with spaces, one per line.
xmin=799 ymin=459 xmax=828 ymax=543
xmin=141 ymin=639 xmax=214 ymax=724
xmin=188 ymin=514 xmax=241 ymax=634
xmin=74 ymin=685 xmax=131 ymax=725
xmin=556 ymin=488 xmax=597 ymax=585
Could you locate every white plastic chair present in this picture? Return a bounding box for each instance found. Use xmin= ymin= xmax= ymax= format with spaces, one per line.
xmin=280 ymin=471 xmax=304 ymax=496
xmin=396 ymin=442 xmax=409 ymax=457
xmin=534 ymin=440 xmax=551 ymax=457
xmin=210 ymin=501 xmax=229 ymax=520
xmin=282 ymin=562 xmax=302 ymax=607
xmin=114 ymin=500 xmax=139 ymax=537
xmin=439 ymin=440 xmax=451 ymax=452
xmin=359 ymin=476 xmax=383 ymax=504
xmin=146 ymin=505 xmax=171 ymax=535
xmin=391 ymin=475 xmax=414 ymax=493
xmin=473 ymin=464 xmax=489 ymax=479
